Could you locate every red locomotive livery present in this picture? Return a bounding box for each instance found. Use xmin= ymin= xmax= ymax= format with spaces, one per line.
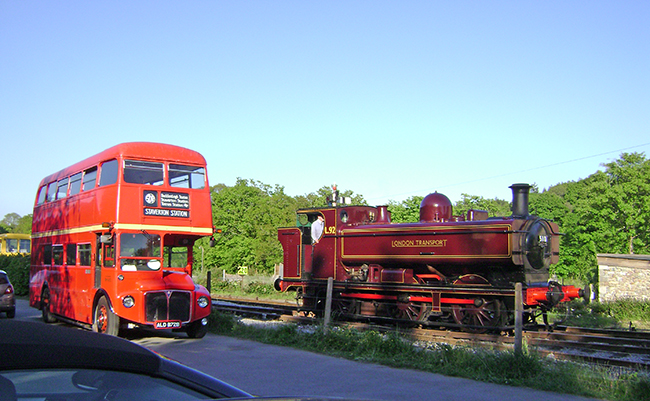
xmin=276 ymin=184 xmax=583 ymax=331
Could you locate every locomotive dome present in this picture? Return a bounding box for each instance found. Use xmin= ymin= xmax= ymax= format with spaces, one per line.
xmin=419 ymin=192 xmax=453 ymax=222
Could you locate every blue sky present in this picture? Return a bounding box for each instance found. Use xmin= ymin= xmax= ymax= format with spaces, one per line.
xmin=1 ymin=1 xmax=649 ymax=219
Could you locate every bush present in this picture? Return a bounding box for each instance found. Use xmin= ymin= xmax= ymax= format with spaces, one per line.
xmin=0 ymin=254 xmax=30 ymax=295
xmin=551 ymin=299 xmax=650 ymax=329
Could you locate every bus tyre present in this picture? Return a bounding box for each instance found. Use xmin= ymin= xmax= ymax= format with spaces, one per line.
xmin=93 ymin=296 xmax=120 ymax=336
xmin=41 ymin=288 xmax=57 ymax=323
xmin=186 ymin=319 xmax=208 ymax=339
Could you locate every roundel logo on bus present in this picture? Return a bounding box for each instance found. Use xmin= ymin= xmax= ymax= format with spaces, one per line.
xmin=144 ymin=191 xmax=158 ymax=207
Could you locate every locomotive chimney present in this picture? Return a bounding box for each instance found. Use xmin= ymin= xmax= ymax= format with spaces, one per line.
xmin=510 ymin=183 xmax=531 ymax=218
xmin=376 ymin=205 xmax=391 ymax=223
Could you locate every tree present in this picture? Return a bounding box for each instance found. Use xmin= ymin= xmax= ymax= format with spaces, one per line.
xmin=597 ymin=152 xmax=650 ymax=254
xmin=543 ymin=152 xmax=650 ymax=283
xmin=295 ymin=185 xmax=367 ymax=208
xmin=207 ymin=178 xmax=298 ymax=274
xmin=453 ymin=194 xmax=511 ymax=218
xmin=529 ymin=191 xmax=569 ymax=224
xmin=0 ymin=213 xmax=31 ymax=234
xmin=566 ymin=153 xmax=650 ymax=257
xmin=14 ymin=215 xmax=32 ymax=234
xmin=1 ymin=213 xmax=21 ymax=231
xmin=387 ymin=196 xmax=424 ymax=223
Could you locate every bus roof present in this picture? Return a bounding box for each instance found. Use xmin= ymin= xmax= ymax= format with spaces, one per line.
xmin=37 ymin=142 xmax=207 ymax=187
xmin=0 ymin=233 xmax=31 ymax=239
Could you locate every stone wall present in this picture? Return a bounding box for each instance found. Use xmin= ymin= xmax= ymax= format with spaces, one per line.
xmin=597 ymin=254 xmax=650 ymax=302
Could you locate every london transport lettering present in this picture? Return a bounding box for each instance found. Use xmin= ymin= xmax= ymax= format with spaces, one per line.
xmin=391 ymin=239 xmax=448 ymax=248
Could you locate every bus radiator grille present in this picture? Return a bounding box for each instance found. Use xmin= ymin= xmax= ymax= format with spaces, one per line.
xmin=145 ymin=291 xmax=191 ymax=322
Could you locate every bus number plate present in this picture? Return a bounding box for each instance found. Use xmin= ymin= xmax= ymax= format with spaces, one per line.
xmin=154 ymin=321 xmax=181 ymax=329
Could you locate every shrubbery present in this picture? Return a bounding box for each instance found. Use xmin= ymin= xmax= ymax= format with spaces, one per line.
xmin=0 ymin=254 xmax=30 ymax=295
xmin=208 ymin=311 xmax=650 ymax=401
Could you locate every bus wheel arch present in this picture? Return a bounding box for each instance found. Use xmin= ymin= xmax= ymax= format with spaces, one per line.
xmin=92 ymin=295 xmax=120 ymax=336
xmin=185 ymin=318 xmax=208 ymax=339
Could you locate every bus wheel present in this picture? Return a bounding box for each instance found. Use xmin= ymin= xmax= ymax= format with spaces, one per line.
xmin=185 ymin=319 xmax=208 ymax=339
xmin=41 ymin=288 xmax=57 ymax=323
xmin=93 ymin=296 xmax=120 ymax=336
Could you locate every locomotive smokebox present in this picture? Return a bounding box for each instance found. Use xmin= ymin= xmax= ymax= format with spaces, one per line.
xmin=510 ymin=183 xmax=531 ymax=218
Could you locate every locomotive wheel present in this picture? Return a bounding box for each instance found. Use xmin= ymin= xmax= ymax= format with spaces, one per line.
xmin=333 ymin=298 xmax=360 ymax=317
xmin=388 ymin=301 xmax=431 ymax=322
xmin=451 ymin=298 xmax=506 ymax=333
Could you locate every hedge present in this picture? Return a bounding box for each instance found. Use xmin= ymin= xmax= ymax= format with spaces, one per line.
xmin=0 ymin=254 xmax=30 ymax=296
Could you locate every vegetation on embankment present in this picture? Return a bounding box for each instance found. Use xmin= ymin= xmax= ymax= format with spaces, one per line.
xmin=206 ymin=282 xmax=650 ymax=401
xmin=208 ymin=309 xmax=650 ymax=401
xmin=0 ymin=254 xmax=29 ymax=295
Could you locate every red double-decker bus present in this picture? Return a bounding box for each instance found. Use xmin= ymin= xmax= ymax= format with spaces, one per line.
xmin=30 ymin=142 xmax=214 ymax=337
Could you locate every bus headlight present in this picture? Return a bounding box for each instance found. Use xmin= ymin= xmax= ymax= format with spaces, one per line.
xmin=197 ymin=296 xmax=209 ymax=308
xmin=123 ymin=295 xmax=135 ymax=308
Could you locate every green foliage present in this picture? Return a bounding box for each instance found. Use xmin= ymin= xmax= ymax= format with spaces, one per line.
xmin=551 ymin=299 xmax=650 ymax=329
xmin=208 ymin=179 xmax=298 ymax=274
xmin=6 ymin=152 xmax=646 ymax=285
xmin=1 ymin=213 xmax=32 ymax=234
xmin=209 ymin=316 xmax=650 ymax=400
xmin=205 ymin=180 xmax=365 ymax=274
xmin=294 ymin=185 xmax=367 ymax=208
xmin=387 ymin=195 xmax=423 ymax=223
xmin=598 ymin=299 xmax=650 ymax=324
xmin=454 ymin=193 xmax=511 ymax=218
xmin=543 ymin=152 xmax=650 ymax=282
xmin=0 ymin=254 xmax=30 ymax=295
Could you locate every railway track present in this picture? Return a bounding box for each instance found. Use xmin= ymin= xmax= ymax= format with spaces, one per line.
xmin=212 ymin=297 xmax=650 ymax=370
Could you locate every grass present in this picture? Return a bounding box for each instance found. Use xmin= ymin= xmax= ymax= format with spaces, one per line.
xmin=551 ymin=299 xmax=650 ymax=330
xmin=208 ymin=300 xmax=650 ymax=401
xmin=205 ymin=281 xmax=650 ymax=399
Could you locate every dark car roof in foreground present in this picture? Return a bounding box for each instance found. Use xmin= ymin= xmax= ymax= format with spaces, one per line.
xmin=0 ymin=320 xmax=252 ymax=399
xmin=0 ymin=320 xmax=160 ymax=373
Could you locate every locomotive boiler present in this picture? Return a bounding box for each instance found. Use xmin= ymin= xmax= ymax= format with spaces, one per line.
xmin=275 ymin=184 xmax=583 ymax=331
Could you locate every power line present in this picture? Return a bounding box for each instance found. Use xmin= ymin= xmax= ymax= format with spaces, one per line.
xmin=370 ymin=142 xmax=650 ymax=202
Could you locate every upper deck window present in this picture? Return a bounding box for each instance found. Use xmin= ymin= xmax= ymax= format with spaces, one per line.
xmin=36 ymin=185 xmax=47 ymax=205
xmin=124 ymin=160 xmax=164 ymax=186
xmin=99 ymin=159 xmax=118 ymax=187
xmin=169 ymin=164 xmax=205 ymax=189
xmin=56 ymin=178 xmax=69 ymax=200
xmin=46 ymin=182 xmax=57 ymax=203
xmin=69 ymin=172 xmax=82 ymax=196
xmin=83 ymin=167 xmax=97 ymax=191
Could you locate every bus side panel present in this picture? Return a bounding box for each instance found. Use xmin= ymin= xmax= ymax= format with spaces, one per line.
xmin=29 ymin=238 xmax=45 ymax=308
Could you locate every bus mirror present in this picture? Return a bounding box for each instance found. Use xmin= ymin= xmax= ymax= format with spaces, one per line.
xmin=100 ymin=234 xmax=113 ymax=245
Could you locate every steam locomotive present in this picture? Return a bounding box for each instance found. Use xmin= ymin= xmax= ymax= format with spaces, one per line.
xmin=275 ymin=184 xmax=583 ymax=331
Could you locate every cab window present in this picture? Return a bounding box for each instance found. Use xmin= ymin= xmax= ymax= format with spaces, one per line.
xmin=124 ymin=160 xmax=164 ymax=186
xmin=169 ymin=164 xmax=205 ymax=189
